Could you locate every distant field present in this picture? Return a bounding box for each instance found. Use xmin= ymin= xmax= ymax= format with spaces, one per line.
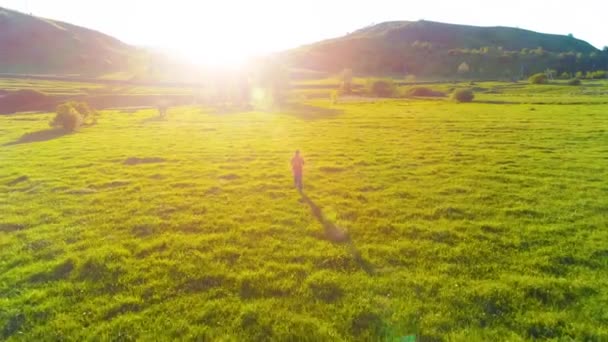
xmin=0 ymin=78 xmax=195 ymax=96
xmin=1 ymin=83 xmax=608 ymax=340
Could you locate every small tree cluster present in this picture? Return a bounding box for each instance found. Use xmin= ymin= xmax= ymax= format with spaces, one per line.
xmin=571 ymin=70 xmax=607 ymax=80
xmin=529 ymin=73 xmax=548 ymax=84
xmin=50 ymin=101 xmax=96 ymax=131
xmin=586 ymin=70 xmax=607 ymax=79
xmin=457 ymin=62 xmax=470 ymax=75
xmin=366 ymin=79 xmax=396 ymax=97
xmin=452 ymin=89 xmax=475 ymax=103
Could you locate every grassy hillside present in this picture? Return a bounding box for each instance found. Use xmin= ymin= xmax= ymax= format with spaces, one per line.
xmin=0 ymin=7 xmax=135 ymax=75
xmin=1 ymin=83 xmax=608 ymax=340
xmin=350 ymin=21 xmax=597 ymax=53
xmin=284 ymin=20 xmax=608 ymax=78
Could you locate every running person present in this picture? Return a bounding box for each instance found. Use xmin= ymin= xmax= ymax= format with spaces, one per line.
xmin=291 ymin=150 xmax=305 ymax=191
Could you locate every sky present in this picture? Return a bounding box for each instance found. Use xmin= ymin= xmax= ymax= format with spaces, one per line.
xmin=1 ymin=0 xmax=607 ymax=66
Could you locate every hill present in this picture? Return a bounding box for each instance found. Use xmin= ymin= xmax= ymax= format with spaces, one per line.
xmin=284 ymin=20 xmax=608 ymax=78
xmin=0 ymin=7 xmax=135 ymax=75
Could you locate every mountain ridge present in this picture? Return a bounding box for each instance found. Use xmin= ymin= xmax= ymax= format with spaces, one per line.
xmin=283 ymin=20 xmax=605 ymax=78
xmin=0 ymin=6 xmax=135 ymax=75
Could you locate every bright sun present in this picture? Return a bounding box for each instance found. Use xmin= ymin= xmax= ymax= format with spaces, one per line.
xmin=173 ymin=44 xmax=256 ymax=68
xmin=161 ymin=7 xmax=278 ymax=68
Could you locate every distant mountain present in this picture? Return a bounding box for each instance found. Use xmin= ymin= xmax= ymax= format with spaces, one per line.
xmin=0 ymin=7 xmax=135 ymax=75
xmin=283 ymin=20 xmax=607 ymax=78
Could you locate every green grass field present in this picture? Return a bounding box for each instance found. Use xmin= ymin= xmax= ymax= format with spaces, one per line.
xmin=1 ymin=85 xmax=608 ymax=340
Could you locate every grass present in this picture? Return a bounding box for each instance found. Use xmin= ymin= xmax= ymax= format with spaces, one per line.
xmin=1 ymin=83 xmax=608 ymax=340
xmin=0 ymin=78 xmax=195 ymax=97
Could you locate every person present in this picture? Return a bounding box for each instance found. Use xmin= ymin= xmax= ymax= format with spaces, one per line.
xmin=291 ymin=150 xmax=305 ymax=191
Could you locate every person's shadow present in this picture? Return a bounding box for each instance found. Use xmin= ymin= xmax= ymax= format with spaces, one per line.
xmin=300 ymin=191 xmax=375 ymax=275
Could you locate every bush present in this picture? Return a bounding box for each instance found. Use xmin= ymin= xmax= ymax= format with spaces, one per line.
xmin=529 ymin=73 xmax=548 ymax=84
xmin=452 ymin=89 xmax=475 ymax=103
xmin=406 ymin=87 xmax=446 ymax=97
xmin=72 ymin=101 xmax=95 ymax=118
xmin=51 ymin=105 xmax=82 ymax=131
xmin=366 ymin=79 xmax=396 ymax=97
xmin=50 ymin=101 xmax=94 ymax=131
xmin=567 ymin=78 xmax=581 ymax=86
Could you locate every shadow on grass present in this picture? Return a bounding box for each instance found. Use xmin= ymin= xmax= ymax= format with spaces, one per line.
xmin=281 ymin=103 xmax=343 ymax=120
xmin=300 ymin=191 xmax=375 ymax=275
xmin=4 ymin=128 xmax=69 ymax=146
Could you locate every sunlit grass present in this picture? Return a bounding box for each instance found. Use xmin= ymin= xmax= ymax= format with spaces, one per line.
xmin=1 ymin=88 xmax=608 ymax=340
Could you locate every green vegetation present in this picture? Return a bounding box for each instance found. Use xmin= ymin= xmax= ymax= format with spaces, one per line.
xmin=0 ymin=7 xmax=134 ymax=75
xmin=1 ymin=80 xmax=608 ymax=340
xmin=451 ymin=88 xmax=474 ymax=102
xmin=366 ymin=79 xmax=397 ymax=97
xmin=528 ymin=73 xmax=548 ymax=84
xmin=50 ymin=101 xmax=96 ymax=131
xmin=285 ymin=20 xmax=608 ymax=79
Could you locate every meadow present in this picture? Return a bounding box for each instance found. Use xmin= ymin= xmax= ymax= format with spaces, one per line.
xmin=1 ymin=81 xmax=608 ymax=340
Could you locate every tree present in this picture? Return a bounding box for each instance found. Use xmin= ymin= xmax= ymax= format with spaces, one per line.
xmin=529 ymin=73 xmax=548 ymax=84
xmin=51 ymin=103 xmax=83 ymax=131
xmin=366 ymin=79 xmax=395 ymax=97
xmin=457 ymin=62 xmax=470 ymax=75
xmin=452 ymin=89 xmax=474 ymax=103
xmin=50 ymin=101 xmax=96 ymax=130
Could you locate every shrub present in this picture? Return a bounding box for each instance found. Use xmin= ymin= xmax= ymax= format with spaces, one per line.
xmin=452 ymin=89 xmax=475 ymax=103
xmin=366 ymin=79 xmax=396 ymax=97
xmin=406 ymin=87 xmax=446 ymax=97
xmin=457 ymin=62 xmax=470 ymax=74
xmin=50 ymin=102 xmax=94 ymax=131
xmin=72 ymin=101 xmax=95 ymax=118
xmin=529 ymin=73 xmax=548 ymax=84
xmin=590 ymin=70 xmax=607 ymax=79
xmin=567 ymin=78 xmax=581 ymax=86
xmin=51 ymin=105 xmax=82 ymax=131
